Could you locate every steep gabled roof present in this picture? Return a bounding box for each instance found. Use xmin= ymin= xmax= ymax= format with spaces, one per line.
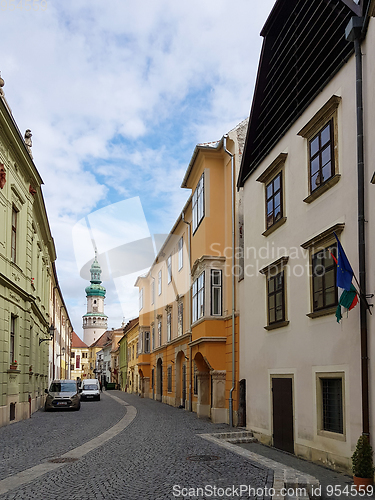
xmin=238 ymin=0 xmax=361 ymax=187
xmin=71 ymin=331 xmax=88 ymax=349
xmin=90 ymin=330 xmax=112 ymax=348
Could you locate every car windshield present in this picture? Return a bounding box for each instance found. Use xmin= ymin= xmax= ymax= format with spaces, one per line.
xmin=83 ymin=384 xmax=97 ymax=390
xmin=50 ymin=382 xmax=77 ymax=392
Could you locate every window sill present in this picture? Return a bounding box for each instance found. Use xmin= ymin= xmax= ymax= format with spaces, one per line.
xmin=262 ymin=216 xmax=287 ymax=237
xmin=307 ymin=306 xmax=336 ymax=319
xmin=303 ymin=174 xmax=341 ymax=204
xmin=317 ymin=429 xmax=346 ymax=442
xmin=7 ymin=368 xmax=21 ymax=374
xmin=264 ymin=320 xmax=289 ymax=331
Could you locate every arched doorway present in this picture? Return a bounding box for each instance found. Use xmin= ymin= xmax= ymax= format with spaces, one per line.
xmin=176 ymin=351 xmax=187 ymax=408
xmin=156 ymin=358 xmax=163 ymax=402
xmin=194 ymin=353 xmax=211 ymax=419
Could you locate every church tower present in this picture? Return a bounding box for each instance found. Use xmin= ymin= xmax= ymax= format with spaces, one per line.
xmin=82 ymin=251 xmax=108 ymax=346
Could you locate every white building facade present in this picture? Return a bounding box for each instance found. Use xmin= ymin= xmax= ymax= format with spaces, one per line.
xmin=238 ymin=0 xmax=375 ymax=471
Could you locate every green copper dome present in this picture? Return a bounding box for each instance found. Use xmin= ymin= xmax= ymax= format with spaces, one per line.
xmin=85 ymin=251 xmax=106 ymax=297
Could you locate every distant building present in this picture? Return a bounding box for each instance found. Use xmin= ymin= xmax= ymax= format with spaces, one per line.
xmin=82 ymin=251 xmax=108 ymax=346
xmin=70 ymin=331 xmax=89 ymax=383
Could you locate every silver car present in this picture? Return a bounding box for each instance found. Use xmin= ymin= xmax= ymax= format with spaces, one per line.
xmin=45 ymin=379 xmax=81 ymax=411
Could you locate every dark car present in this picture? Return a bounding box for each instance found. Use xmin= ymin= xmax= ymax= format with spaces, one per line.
xmin=45 ymin=379 xmax=81 ymax=411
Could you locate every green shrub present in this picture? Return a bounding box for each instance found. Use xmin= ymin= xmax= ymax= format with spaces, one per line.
xmin=352 ymin=435 xmax=375 ymax=478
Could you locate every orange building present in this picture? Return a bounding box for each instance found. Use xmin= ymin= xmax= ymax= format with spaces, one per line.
xmin=136 ymin=119 xmax=247 ymax=424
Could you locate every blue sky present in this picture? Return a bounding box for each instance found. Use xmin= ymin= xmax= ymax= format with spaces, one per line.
xmin=1 ymin=0 xmax=276 ymax=337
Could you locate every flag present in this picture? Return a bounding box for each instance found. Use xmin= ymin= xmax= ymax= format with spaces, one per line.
xmin=334 ymin=233 xmax=354 ymax=291
xmin=332 ymin=233 xmax=358 ymax=322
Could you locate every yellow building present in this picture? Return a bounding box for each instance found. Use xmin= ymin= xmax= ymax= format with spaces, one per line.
xmin=70 ymin=331 xmax=89 ymax=383
xmin=124 ymin=319 xmax=140 ymax=394
xmin=136 ymin=119 xmax=247 ymax=424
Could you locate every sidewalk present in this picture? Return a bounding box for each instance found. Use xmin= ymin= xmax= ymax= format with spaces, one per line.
xmin=236 ymin=441 xmax=372 ymax=500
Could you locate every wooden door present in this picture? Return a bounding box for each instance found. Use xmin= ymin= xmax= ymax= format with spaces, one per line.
xmin=272 ymin=378 xmax=294 ymax=453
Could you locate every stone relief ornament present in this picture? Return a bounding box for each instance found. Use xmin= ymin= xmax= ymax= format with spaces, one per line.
xmin=24 ymin=129 xmax=33 ymax=159
xmin=0 ymin=163 xmax=5 ymax=189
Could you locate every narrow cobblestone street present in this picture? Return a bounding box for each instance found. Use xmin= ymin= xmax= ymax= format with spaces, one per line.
xmin=0 ymin=392 xmax=271 ymax=500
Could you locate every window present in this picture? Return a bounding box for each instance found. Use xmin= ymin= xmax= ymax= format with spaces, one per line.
xmin=76 ymin=355 xmax=80 ymax=369
xmin=167 ymin=311 xmax=171 ymax=342
xmin=11 ymin=207 xmax=17 ymax=262
xmin=266 ymin=172 xmax=283 ymax=229
xmin=192 ymin=272 xmax=205 ymax=323
xmin=144 ymin=331 xmax=150 ymax=353
xmin=10 ymin=315 xmax=15 ymax=364
xmin=312 ymin=245 xmax=337 ymax=312
xmin=70 ymin=364 xmax=74 ymax=372
xmin=211 ymin=270 xmax=222 ymax=316
xmin=151 ymin=280 xmax=155 ymax=305
xmin=139 ymin=288 xmax=144 ymax=311
xmin=167 ymin=256 xmax=172 ymax=284
xmin=167 ymin=366 xmax=172 ymax=393
xmin=309 ymin=120 xmax=334 ymax=192
xmin=267 ymin=271 xmax=285 ymax=324
xmin=178 ymin=237 xmax=183 ymax=270
xmin=71 ymin=351 xmax=75 ymax=359
xmin=178 ymin=301 xmax=183 ymax=336
xmin=151 ymin=324 xmax=155 ymax=351
xmin=158 ymin=270 xmax=162 ymax=295
xmin=321 ymin=378 xmax=343 ymax=434
xmin=192 ymin=173 xmax=204 ymax=233
xmin=158 ymin=320 xmax=162 ymax=346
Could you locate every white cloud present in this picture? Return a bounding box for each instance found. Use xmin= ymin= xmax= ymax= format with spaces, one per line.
xmin=0 ymin=0 xmax=276 ymax=335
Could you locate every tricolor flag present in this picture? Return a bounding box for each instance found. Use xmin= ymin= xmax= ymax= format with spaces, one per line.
xmin=333 ymin=233 xmax=359 ymax=323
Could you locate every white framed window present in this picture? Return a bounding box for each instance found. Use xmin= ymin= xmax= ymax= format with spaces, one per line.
xmin=192 ymin=271 xmax=205 ymax=323
xmin=178 ymin=301 xmax=183 ymax=336
xmin=167 ymin=312 xmax=171 ymax=342
xmin=316 ymin=372 xmax=345 ymax=438
xmin=167 ymin=255 xmax=172 ymax=284
xmin=144 ymin=331 xmax=150 ymax=353
xmin=211 ymin=270 xmax=222 ymax=316
xmin=151 ymin=280 xmax=155 ymax=305
xmin=158 ymin=320 xmax=162 ymax=346
xmin=151 ymin=324 xmax=155 ymax=351
xmin=139 ymin=288 xmax=144 ymax=311
xmin=158 ymin=270 xmax=162 ymax=295
xmin=178 ymin=237 xmax=183 ymax=270
xmin=192 ymin=173 xmax=204 ymax=233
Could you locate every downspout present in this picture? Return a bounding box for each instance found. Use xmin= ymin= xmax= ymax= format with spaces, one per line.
xmin=224 ymin=135 xmax=236 ymax=428
xmin=182 ymin=211 xmax=192 ymax=411
xmin=345 ymin=16 xmax=370 ymax=438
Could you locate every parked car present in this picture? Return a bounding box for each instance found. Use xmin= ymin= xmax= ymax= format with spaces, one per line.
xmin=45 ymin=379 xmax=81 ymax=411
xmin=80 ymin=379 xmax=100 ymax=401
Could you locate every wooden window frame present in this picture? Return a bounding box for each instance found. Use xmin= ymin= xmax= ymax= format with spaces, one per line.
xmin=267 ymin=271 xmax=286 ymax=325
xmin=309 ymin=119 xmax=335 ymax=193
xmin=167 ymin=255 xmax=172 ymax=284
xmin=311 ymin=244 xmax=338 ymax=313
xmin=266 ymin=171 xmax=283 ymax=230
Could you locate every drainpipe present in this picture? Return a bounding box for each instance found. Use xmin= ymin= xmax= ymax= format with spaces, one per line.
xmin=223 ymin=135 xmax=236 ymax=428
xmin=182 ymin=211 xmax=192 ymax=411
xmin=345 ymin=17 xmax=370 ymax=438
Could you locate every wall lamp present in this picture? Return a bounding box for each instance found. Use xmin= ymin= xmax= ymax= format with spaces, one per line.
xmin=39 ymin=324 xmax=55 ymax=346
xmin=56 ymin=347 xmax=66 ymax=358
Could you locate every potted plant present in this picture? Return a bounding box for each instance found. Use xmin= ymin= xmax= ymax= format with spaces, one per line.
xmin=352 ymin=435 xmax=375 ymax=490
xmin=10 ymin=360 xmax=18 ymax=370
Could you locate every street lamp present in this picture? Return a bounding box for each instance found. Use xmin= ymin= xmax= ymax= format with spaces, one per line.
xmin=39 ymin=324 xmax=55 ymax=346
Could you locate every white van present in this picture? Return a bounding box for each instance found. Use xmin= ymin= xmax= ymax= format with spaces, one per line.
xmin=80 ymin=379 xmax=100 ymax=401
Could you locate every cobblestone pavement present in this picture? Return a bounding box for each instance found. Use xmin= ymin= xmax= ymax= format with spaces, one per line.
xmin=0 ymin=392 xmax=271 ymax=500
